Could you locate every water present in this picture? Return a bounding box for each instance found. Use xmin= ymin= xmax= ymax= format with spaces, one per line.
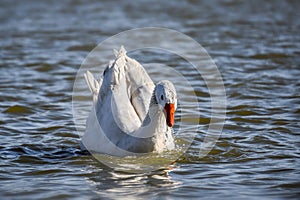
xmin=1 ymin=0 xmax=299 ymax=199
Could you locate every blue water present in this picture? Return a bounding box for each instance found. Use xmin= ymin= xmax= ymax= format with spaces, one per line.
xmin=0 ymin=0 xmax=299 ymax=199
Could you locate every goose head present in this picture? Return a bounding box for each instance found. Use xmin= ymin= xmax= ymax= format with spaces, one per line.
xmin=155 ymin=80 xmax=177 ymax=127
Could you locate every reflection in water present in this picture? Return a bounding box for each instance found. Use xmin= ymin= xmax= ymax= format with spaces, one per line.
xmin=87 ymin=164 xmax=182 ymax=199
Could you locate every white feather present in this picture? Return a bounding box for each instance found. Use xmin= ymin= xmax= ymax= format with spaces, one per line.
xmin=81 ymin=46 xmax=177 ymax=156
xmin=84 ymin=71 xmax=101 ymax=103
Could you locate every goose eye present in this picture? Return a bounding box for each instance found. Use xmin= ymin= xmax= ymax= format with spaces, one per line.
xmin=160 ymin=95 xmax=164 ymax=100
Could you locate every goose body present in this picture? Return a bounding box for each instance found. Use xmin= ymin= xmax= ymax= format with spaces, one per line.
xmin=81 ymin=47 xmax=177 ymax=156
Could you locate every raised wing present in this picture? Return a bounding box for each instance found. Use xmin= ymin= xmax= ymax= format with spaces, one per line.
xmin=103 ymin=46 xmax=155 ymax=127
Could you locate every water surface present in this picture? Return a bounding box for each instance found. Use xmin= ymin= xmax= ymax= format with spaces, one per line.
xmin=0 ymin=0 xmax=299 ymax=199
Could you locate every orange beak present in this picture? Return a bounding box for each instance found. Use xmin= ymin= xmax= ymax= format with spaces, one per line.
xmin=164 ymin=103 xmax=175 ymax=127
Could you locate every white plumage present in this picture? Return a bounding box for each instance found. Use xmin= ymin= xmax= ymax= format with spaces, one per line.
xmin=81 ymin=46 xmax=177 ymax=156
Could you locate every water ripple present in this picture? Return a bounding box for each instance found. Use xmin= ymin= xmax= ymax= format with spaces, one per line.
xmin=0 ymin=0 xmax=299 ymax=199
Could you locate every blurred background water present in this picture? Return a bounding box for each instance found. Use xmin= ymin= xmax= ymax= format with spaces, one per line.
xmin=0 ymin=0 xmax=299 ymax=199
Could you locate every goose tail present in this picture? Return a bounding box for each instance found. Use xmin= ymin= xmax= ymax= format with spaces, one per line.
xmin=84 ymin=71 xmax=101 ymax=103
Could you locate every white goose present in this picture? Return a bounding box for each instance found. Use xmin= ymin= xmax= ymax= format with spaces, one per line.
xmin=81 ymin=46 xmax=177 ymax=156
